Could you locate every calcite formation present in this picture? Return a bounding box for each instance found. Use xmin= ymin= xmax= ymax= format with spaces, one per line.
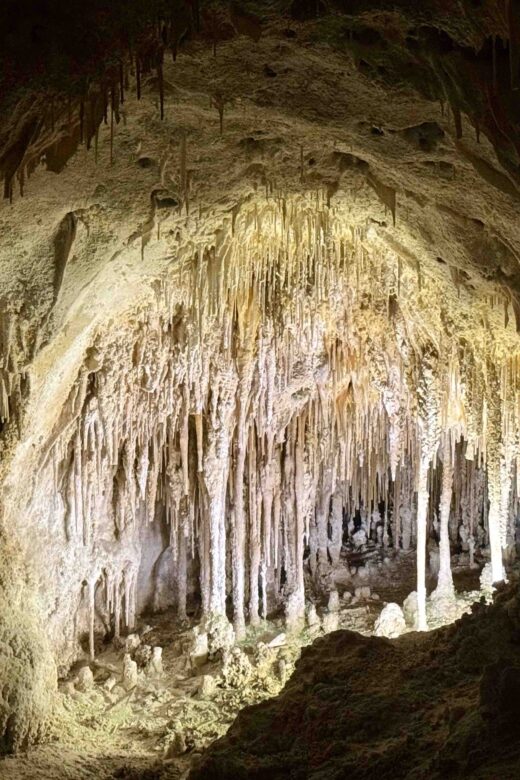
xmin=4 ymin=195 xmax=520 ymax=667
xmin=2 ymin=0 xmax=520 ymax=764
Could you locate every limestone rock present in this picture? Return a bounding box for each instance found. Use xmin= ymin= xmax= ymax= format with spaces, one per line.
xmin=189 ymin=627 xmax=209 ymax=670
xmin=165 ymin=723 xmax=187 ymax=758
xmin=103 ymin=675 xmax=117 ymax=692
xmin=62 ymin=681 xmax=76 ymax=697
xmin=352 ymin=528 xmax=367 ymax=550
xmin=146 ymin=646 xmax=163 ymax=677
xmin=322 ymin=612 xmax=339 ymax=633
xmin=134 ymin=643 xmax=152 ymax=668
xmin=222 ymin=648 xmax=253 ymax=689
xmin=480 ymin=563 xmax=495 ymax=600
xmin=267 ymin=633 xmax=286 ymax=648
xmin=306 ymin=604 xmax=320 ymax=631
xmin=374 ymin=603 xmax=406 ymax=639
xmin=75 ymin=666 xmax=94 ymax=693
xmin=124 ymin=633 xmax=141 ymax=652
xmin=204 ymin=613 xmax=235 ymax=657
xmin=198 ymin=674 xmax=218 ymax=699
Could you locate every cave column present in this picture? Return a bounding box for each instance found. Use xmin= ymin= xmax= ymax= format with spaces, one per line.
xmin=416 ymin=453 xmax=429 ymax=631
xmin=231 ymin=359 xmax=254 ymax=638
xmin=436 ymin=435 xmax=455 ymax=598
xmin=328 ymin=492 xmax=343 ymax=565
xmin=283 ymin=416 xmax=305 ymax=632
xmin=314 ymin=460 xmax=333 ymax=574
xmin=231 ymin=429 xmax=247 ymax=635
xmin=486 ymin=449 xmax=507 ymax=585
xmin=485 ymin=371 xmax=506 ymax=584
xmin=176 ymin=502 xmax=188 ymax=620
xmin=204 ymin=461 xmax=228 ymax=615
xmin=248 ymin=427 xmax=261 ymax=626
xmin=201 ymin=386 xmax=237 ymax=617
xmin=487 ymin=457 xmax=511 ymax=585
xmin=294 ymin=415 xmax=306 ymax=618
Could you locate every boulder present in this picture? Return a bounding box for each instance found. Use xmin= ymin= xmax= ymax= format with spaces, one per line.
xmin=75 ymin=666 xmax=94 ymax=693
xmin=374 ymin=603 xmax=406 ymax=639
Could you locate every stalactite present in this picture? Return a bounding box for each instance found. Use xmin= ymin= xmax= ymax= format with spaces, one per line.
xmin=23 ymin=195 xmax=520 ymax=659
xmin=211 ymin=93 xmax=226 ymax=135
xmin=157 ymin=57 xmax=165 ymax=121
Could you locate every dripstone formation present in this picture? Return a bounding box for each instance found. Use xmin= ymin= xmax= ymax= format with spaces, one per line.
xmin=2 ymin=1 xmax=520 ymax=776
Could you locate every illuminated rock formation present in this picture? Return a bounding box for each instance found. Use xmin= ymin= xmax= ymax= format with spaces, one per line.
xmin=1 ymin=0 xmax=520 ymax=767
xmin=4 ymin=196 xmax=520 ymax=667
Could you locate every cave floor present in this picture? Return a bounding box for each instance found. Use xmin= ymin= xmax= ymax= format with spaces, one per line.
xmin=0 ymin=553 xmax=483 ymax=780
xmin=192 ymin=580 xmax=520 ymax=780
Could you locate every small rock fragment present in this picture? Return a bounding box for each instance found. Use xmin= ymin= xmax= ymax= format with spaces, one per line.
xmin=222 ymin=647 xmax=253 ymax=688
xmin=189 ymin=627 xmax=209 ymax=669
xmin=322 ymin=611 xmax=339 ymax=633
xmin=124 ymin=633 xmax=141 ymax=652
xmin=403 ymin=591 xmax=419 ymax=629
xmin=75 ymin=666 xmax=94 ymax=693
xmin=134 ymin=643 xmax=152 ymax=668
xmin=268 ymin=633 xmax=286 ymax=648
xmin=198 ymin=674 xmax=217 ymax=699
xmin=103 ymin=675 xmax=117 ymax=692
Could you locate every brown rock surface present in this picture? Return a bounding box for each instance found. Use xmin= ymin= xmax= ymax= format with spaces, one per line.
xmin=192 ymin=581 xmax=520 ymax=779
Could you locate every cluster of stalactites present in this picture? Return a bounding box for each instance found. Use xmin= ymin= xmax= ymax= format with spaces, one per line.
xmin=31 ymin=199 xmax=520 ymax=646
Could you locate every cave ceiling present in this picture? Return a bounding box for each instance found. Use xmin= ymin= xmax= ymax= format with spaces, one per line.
xmin=0 ymin=2 xmax=519 ymax=413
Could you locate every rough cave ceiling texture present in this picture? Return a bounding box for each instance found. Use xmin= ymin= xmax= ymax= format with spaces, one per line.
xmin=2 ymin=0 xmax=520 ymax=757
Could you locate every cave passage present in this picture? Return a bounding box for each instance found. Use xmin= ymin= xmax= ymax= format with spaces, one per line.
xmin=18 ymin=201 xmax=518 ymax=663
xmin=2 ymin=2 xmax=520 ymax=778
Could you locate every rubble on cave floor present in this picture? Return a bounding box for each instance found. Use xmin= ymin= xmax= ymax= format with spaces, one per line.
xmin=191 ymin=577 xmax=520 ymax=780
xmin=1 ymin=554 xmax=486 ymax=780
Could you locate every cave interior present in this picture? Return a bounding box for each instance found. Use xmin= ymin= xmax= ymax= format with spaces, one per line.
xmin=2 ymin=1 xmax=520 ymax=778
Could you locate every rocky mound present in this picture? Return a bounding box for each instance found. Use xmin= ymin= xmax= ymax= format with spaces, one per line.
xmin=191 ymin=581 xmax=520 ymax=779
